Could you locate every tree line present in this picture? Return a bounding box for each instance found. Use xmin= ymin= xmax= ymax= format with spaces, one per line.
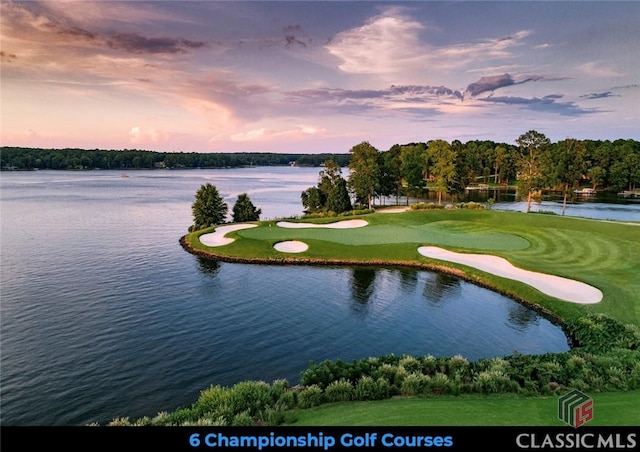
xmin=301 ymin=132 xmax=640 ymax=216
xmin=0 ymin=147 xmax=350 ymax=171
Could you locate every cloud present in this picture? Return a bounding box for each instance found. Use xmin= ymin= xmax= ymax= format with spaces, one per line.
xmin=0 ymin=51 xmax=18 ymax=62
xmin=285 ymin=84 xmax=463 ymax=104
xmin=477 ymin=95 xmax=597 ymax=116
xmin=283 ymin=25 xmax=311 ymax=48
xmin=221 ymin=124 xmax=326 ymax=144
xmin=465 ymin=73 xmax=543 ymax=97
xmin=1 ymin=1 xmax=206 ymax=56
xmin=325 ymin=8 xmax=533 ymax=80
xmin=325 ymin=13 xmax=428 ymax=75
xmin=129 ymin=126 xmax=170 ymax=144
xmin=106 ymin=32 xmax=207 ymax=54
xmin=580 ymin=92 xmax=619 ymax=100
xmin=577 ymin=61 xmax=624 ymax=78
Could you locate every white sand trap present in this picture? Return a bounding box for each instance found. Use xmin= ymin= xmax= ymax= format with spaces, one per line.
xmin=274 ymin=240 xmax=309 ymax=253
xmin=376 ymin=207 xmax=410 ymax=214
xmin=199 ymin=223 xmax=258 ymax=247
xmin=276 ymin=219 xmax=368 ymax=229
xmin=417 ymin=246 xmax=603 ymax=304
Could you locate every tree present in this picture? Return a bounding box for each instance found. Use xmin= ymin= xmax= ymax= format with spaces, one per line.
xmin=232 ymin=193 xmax=262 ymax=222
xmin=549 ymin=139 xmax=588 ymax=215
xmin=427 ymin=139 xmax=457 ymax=205
xmin=317 ymin=159 xmax=343 ymax=204
xmin=301 ymin=186 xmax=323 ymax=212
xmin=192 ymin=183 xmax=228 ymax=229
xmin=326 ymin=177 xmax=352 ymax=213
xmin=378 ymin=144 xmax=403 ymax=205
xmin=347 ymin=141 xmax=380 ymax=209
xmin=400 ymin=143 xmax=428 ymax=201
xmin=300 ymin=159 xmax=351 ymax=213
xmin=515 ymin=130 xmax=551 ymax=213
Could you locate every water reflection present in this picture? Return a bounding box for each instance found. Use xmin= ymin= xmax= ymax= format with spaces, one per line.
xmin=506 ymin=302 xmax=540 ymax=330
xmin=349 ymin=267 xmax=377 ymax=308
xmin=423 ymin=272 xmax=460 ymax=305
xmin=197 ymin=257 xmax=221 ymax=276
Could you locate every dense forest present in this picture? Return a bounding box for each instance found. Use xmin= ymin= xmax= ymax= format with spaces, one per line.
xmin=0 ymin=147 xmax=350 ymax=171
xmin=3 ymin=134 xmax=639 ymax=198
xmin=299 ymin=134 xmax=640 ymax=214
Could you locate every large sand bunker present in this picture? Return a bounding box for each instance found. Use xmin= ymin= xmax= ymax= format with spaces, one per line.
xmin=199 ymin=223 xmax=258 ymax=246
xmin=276 ymin=219 xmax=368 ymax=229
xmin=418 ymin=246 xmax=603 ymax=304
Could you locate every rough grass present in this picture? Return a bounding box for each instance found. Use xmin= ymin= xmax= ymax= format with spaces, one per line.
xmin=183 ymin=209 xmax=640 ymax=328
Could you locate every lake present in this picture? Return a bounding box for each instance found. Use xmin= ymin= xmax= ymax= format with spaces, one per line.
xmin=1 ymin=167 xmax=636 ymax=426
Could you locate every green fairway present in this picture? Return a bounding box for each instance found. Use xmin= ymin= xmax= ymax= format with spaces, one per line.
xmin=184 ymin=209 xmax=640 ymax=328
xmin=289 ymin=391 xmax=640 ymax=426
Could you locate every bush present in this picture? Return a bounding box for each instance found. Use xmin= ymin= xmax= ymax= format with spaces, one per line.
xmin=400 ymin=373 xmax=425 ymax=396
xmin=324 ymin=379 xmax=354 ymax=403
xmin=410 ymin=202 xmax=444 ymax=210
xmin=448 ymin=354 xmax=471 ymax=376
xmin=474 ymin=370 xmax=515 ymax=394
xmin=399 ymin=355 xmax=422 ymax=374
xmin=297 ymin=385 xmax=323 ymax=409
xmin=231 ymin=411 xmax=255 ymax=426
xmin=427 ymin=372 xmax=451 ymax=395
xmin=276 ymin=390 xmax=297 ymax=410
xmin=226 ymin=381 xmax=272 ymax=417
xmin=355 ymin=375 xmax=384 ymax=401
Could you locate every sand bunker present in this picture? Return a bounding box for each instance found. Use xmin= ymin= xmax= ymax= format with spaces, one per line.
xmin=417 ymin=246 xmax=603 ymax=304
xmin=199 ymin=223 xmax=258 ymax=247
xmin=274 ymin=240 xmax=309 ymax=253
xmin=276 ymin=219 xmax=368 ymax=229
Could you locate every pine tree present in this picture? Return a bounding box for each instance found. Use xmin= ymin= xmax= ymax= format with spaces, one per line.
xmin=192 ymin=183 xmax=227 ymax=229
xmin=231 ymin=193 xmax=262 ymax=222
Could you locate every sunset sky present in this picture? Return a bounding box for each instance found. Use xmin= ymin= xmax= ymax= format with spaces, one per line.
xmin=1 ymin=1 xmax=638 ymax=153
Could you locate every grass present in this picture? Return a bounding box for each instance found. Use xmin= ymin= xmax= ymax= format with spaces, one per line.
xmin=183 ymin=209 xmax=640 ymax=328
xmin=288 ymin=391 xmax=640 ymax=426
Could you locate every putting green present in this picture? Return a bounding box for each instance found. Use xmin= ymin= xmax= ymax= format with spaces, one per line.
xmin=240 ymin=223 xmax=529 ymax=250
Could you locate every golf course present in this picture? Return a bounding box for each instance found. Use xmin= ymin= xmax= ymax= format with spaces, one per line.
xmin=165 ymin=208 xmax=640 ymax=427
xmin=183 ymin=208 xmax=640 ymax=327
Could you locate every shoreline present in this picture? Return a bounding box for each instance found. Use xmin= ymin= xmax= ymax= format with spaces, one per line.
xmin=179 ymin=234 xmax=571 ymax=343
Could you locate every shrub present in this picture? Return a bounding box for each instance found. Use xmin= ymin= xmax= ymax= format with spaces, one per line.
xmin=448 ymin=354 xmax=471 ymax=377
xmin=376 ymin=377 xmax=392 ymax=399
xmin=297 ymin=385 xmax=323 ymax=409
xmin=226 ymin=380 xmax=272 ymax=417
xmin=427 ymin=372 xmax=451 ymax=395
xmin=410 ymin=202 xmax=444 ymax=210
xmin=269 ymin=379 xmax=290 ymax=403
xmin=324 ymin=379 xmax=354 ymax=403
xmin=276 ymin=390 xmax=297 ymax=410
xmin=196 ymin=384 xmax=229 ymax=417
xmin=421 ymin=355 xmax=438 ymax=375
xmin=474 ymin=370 xmax=515 ymax=394
xmin=399 ymin=355 xmax=422 ymax=374
xmin=400 ymin=373 xmax=424 ymax=396
xmin=379 ymin=364 xmax=397 ymax=382
xmin=231 ymin=410 xmax=255 ymax=426
xmin=355 ymin=375 xmax=383 ymax=401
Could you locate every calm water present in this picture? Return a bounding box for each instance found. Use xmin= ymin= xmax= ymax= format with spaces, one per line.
xmin=1 ymin=167 xmax=631 ymax=426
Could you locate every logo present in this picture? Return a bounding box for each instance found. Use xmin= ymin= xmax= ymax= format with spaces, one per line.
xmin=558 ymin=389 xmax=593 ymax=427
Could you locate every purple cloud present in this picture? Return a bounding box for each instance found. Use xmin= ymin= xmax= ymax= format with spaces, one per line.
xmin=465 ymin=73 xmax=544 ymax=97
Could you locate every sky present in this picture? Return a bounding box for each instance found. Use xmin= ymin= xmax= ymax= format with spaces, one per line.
xmin=1 ymin=1 xmax=639 ymax=153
